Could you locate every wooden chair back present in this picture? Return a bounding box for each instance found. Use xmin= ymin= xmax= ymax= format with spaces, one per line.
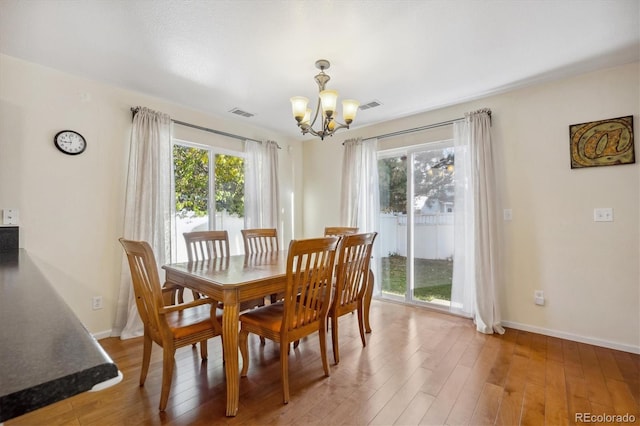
xmin=324 ymin=226 xmax=359 ymax=236
xmin=333 ymin=232 xmax=377 ymax=313
xmin=119 ymin=238 xmax=165 ymax=342
xmin=329 ymin=232 xmax=377 ymax=364
xmin=283 ymin=237 xmax=339 ymax=340
xmin=238 ymin=236 xmax=339 ymax=403
xmin=183 ymin=230 xmax=230 ymax=261
xmin=241 ymin=228 xmax=279 ymax=254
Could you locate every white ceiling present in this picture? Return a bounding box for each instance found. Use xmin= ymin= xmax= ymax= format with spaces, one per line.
xmin=1 ymin=0 xmax=638 ymax=140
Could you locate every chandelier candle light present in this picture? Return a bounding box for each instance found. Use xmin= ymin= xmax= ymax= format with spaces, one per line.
xmin=290 ymin=59 xmax=359 ymax=140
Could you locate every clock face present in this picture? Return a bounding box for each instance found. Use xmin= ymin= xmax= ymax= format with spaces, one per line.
xmin=54 ymin=130 xmax=87 ymax=155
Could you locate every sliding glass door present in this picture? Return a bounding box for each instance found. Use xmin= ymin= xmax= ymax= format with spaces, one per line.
xmin=378 ymin=141 xmax=455 ymax=307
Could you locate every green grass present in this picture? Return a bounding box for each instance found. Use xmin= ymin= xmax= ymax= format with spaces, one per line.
xmin=380 ymin=255 xmax=452 ymax=302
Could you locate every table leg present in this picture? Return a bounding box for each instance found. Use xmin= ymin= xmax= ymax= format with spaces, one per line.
xmin=222 ymin=298 xmax=240 ymax=416
xmin=364 ymin=269 xmax=374 ymax=333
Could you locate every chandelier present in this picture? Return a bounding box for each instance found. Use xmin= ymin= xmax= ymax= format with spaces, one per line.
xmin=290 ymin=59 xmax=359 ymax=140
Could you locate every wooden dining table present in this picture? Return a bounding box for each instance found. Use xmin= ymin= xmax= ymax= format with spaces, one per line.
xmin=162 ymin=250 xmax=374 ymax=417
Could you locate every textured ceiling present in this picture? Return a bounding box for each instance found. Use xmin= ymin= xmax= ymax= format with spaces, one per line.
xmin=1 ymin=0 xmax=638 ymax=140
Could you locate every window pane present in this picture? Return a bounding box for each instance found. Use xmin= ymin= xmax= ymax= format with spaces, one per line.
xmin=214 ymin=154 xmax=245 ymax=255
xmin=173 ymin=145 xmax=210 ymax=262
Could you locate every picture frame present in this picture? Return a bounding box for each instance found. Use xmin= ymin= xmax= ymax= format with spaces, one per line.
xmin=569 ymin=115 xmax=635 ymax=169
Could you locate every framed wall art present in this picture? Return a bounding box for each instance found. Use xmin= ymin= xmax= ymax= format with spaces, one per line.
xmin=569 ymin=115 xmax=635 ymax=169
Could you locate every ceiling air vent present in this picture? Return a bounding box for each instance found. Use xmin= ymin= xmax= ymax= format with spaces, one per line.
xmin=359 ymin=100 xmax=382 ymax=111
xmin=229 ymin=108 xmax=255 ymax=118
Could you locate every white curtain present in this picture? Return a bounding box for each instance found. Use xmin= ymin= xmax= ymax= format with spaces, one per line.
xmin=451 ymin=109 xmax=504 ymax=334
xmin=244 ymin=140 xmax=280 ymax=230
xmin=113 ymin=107 xmax=173 ymax=339
xmin=340 ymin=137 xmax=380 ymax=232
xmin=340 ymin=137 xmax=381 ymax=288
xmin=340 ymin=138 xmax=361 ymax=227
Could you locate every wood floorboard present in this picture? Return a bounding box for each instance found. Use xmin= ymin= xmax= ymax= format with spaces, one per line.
xmin=5 ymin=299 xmax=639 ymax=426
xmin=419 ymin=364 xmax=471 ymax=425
xmin=565 ymin=374 xmax=592 ymax=426
xmin=544 ymin=360 xmax=569 ymax=426
xmin=520 ymin=383 xmax=546 ymax=426
xmin=444 ymin=336 xmax=501 ymax=425
xmin=495 ymin=354 xmax=528 ymax=426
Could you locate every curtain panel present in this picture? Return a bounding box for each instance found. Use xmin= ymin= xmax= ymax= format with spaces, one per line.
xmin=244 ymin=140 xmax=281 ymax=231
xmin=113 ymin=107 xmax=173 ymax=339
xmin=340 ymin=137 xmax=380 ymax=232
xmin=340 ymin=137 xmax=381 ymax=290
xmin=451 ymin=109 xmax=503 ymax=334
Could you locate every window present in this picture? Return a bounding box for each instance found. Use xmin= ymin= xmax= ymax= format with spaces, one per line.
xmin=377 ymin=140 xmax=455 ymax=307
xmin=172 ymin=141 xmax=245 ymax=261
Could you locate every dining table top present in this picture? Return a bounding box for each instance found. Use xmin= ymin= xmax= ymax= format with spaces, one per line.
xmin=162 ymin=250 xmax=289 ymax=288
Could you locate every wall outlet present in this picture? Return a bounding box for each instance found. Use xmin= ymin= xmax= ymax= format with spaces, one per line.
xmin=2 ymin=209 xmax=18 ymax=225
xmin=92 ymin=296 xmax=103 ymax=310
xmin=534 ymin=290 xmax=545 ymax=306
xmin=593 ymin=207 xmax=613 ymax=222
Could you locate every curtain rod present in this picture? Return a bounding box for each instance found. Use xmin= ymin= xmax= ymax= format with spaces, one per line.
xmin=361 ymin=117 xmax=464 ymax=142
xmin=360 ymin=110 xmax=492 ymax=142
xmin=130 ymin=107 xmax=280 ymax=148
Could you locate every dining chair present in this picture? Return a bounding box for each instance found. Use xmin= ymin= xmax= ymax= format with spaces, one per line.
xmin=329 ymin=232 xmax=377 ymax=364
xmin=238 ymin=236 xmax=340 ymax=404
xmin=176 ymin=230 xmax=231 ymax=302
xmin=119 ymin=238 xmax=223 ymax=411
xmin=159 ymin=230 xmax=231 ymax=305
xmin=324 ymin=226 xmax=359 ymax=236
xmin=241 ymin=228 xmax=279 ymax=254
xmin=242 ymin=228 xmax=282 ymax=305
xmin=183 ymin=230 xmax=266 ymax=312
xmin=290 ymin=226 xmax=357 ymax=351
xmin=184 ymin=230 xmax=230 ymax=260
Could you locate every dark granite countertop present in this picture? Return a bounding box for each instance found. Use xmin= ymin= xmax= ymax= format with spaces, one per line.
xmin=0 ymin=250 xmax=120 ymax=422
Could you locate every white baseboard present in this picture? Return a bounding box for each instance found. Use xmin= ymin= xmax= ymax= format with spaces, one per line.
xmin=91 ymin=329 xmax=113 ymax=340
xmin=501 ymin=321 xmax=640 ymax=354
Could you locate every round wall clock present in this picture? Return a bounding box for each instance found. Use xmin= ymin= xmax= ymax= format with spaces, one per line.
xmin=54 ymin=130 xmax=87 ymax=155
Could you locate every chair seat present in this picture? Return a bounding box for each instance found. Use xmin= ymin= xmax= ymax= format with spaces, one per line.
xmin=239 ymin=302 xmax=284 ymax=332
xmin=167 ymin=304 xmax=223 ymax=339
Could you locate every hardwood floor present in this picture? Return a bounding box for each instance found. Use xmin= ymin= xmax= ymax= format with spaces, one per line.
xmin=7 ymin=300 xmax=639 ymax=425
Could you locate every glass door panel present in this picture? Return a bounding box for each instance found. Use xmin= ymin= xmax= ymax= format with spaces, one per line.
xmin=410 ymin=146 xmax=454 ymax=306
xmin=378 ymin=153 xmax=408 ymax=300
xmin=377 ymin=142 xmax=454 ymax=307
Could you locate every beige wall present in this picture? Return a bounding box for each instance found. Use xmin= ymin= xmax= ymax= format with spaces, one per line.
xmin=2 ymin=53 xmax=638 ymax=353
xmin=0 ymin=54 xmax=301 ymax=336
xmin=302 ymin=62 xmax=640 ymax=353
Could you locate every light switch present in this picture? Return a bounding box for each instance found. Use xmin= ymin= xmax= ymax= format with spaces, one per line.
xmin=593 ymin=208 xmax=613 ymax=222
xmin=2 ymin=209 xmax=18 ymax=225
xmin=503 ymin=209 xmax=512 ymax=221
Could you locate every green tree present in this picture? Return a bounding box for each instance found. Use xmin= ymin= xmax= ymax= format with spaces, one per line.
xmin=378 ymin=148 xmax=455 ymax=214
xmin=378 ymin=156 xmax=407 ymax=213
xmin=214 ymin=154 xmax=244 ymax=216
xmin=173 ymin=146 xmax=245 ymax=218
xmin=174 ymin=145 xmax=209 ymax=217
xmin=414 ymin=149 xmax=454 ymax=210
